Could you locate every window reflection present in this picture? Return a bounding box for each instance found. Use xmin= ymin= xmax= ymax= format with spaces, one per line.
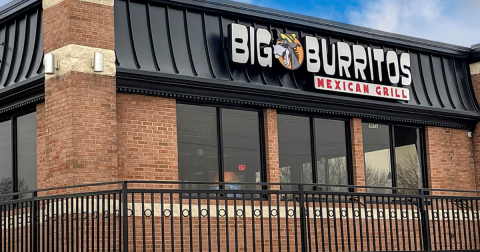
xmin=177 ymin=104 xmax=218 ymax=189
xmin=315 ymin=119 xmax=348 ymax=192
xmin=177 ymin=104 xmax=262 ymax=190
xmin=278 ymin=115 xmax=312 ymax=188
xmin=222 ymin=109 xmax=261 ymax=189
xmin=362 ymin=123 xmax=392 ymax=193
xmin=362 ymin=123 xmax=424 ymax=194
xmin=17 ymin=112 xmax=37 ymax=192
xmin=394 ymin=126 xmax=422 ymax=194
xmin=0 ymin=120 xmax=12 ymax=198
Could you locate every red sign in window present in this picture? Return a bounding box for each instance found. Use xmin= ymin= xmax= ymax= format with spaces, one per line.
xmin=238 ymin=164 xmax=245 ymax=171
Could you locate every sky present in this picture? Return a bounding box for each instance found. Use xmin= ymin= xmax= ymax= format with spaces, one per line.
xmin=230 ymin=0 xmax=480 ymax=47
xmin=0 ymin=0 xmax=478 ymax=47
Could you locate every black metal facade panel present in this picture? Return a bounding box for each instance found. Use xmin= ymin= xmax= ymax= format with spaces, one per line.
xmin=115 ymin=0 xmax=480 ymax=128
xmin=0 ymin=0 xmax=44 ymax=115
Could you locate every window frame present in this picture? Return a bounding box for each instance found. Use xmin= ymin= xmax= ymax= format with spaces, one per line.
xmin=0 ymin=108 xmax=37 ymax=195
xmin=176 ymin=101 xmax=267 ymax=186
xmin=277 ymin=111 xmax=354 ymax=190
xmin=362 ymin=121 xmax=428 ymax=193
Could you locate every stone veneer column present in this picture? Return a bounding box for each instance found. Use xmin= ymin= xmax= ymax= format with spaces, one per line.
xmin=470 ymin=62 xmax=480 ymax=191
xmin=38 ymin=0 xmax=117 ymax=189
xmin=264 ymin=109 xmax=281 ymax=190
xmin=350 ymin=118 xmax=366 ymax=192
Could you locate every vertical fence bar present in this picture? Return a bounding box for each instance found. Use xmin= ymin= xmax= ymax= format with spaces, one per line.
xmin=122 ymin=182 xmax=128 ymax=252
xmin=299 ymin=184 xmax=307 ymax=252
xmin=420 ymin=190 xmax=431 ymax=252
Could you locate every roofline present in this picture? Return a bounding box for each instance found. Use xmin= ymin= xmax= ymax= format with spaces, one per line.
xmin=158 ymin=0 xmax=472 ymax=58
xmin=0 ymin=0 xmax=41 ymax=25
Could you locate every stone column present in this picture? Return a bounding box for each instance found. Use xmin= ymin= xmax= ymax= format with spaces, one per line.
xmin=38 ymin=0 xmax=117 ymax=189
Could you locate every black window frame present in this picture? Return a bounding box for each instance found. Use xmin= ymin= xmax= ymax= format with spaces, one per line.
xmin=277 ymin=111 xmax=354 ymax=190
xmin=362 ymin=121 xmax=428 ymax=193
xmin=0 ymin=107 xmax=37 ymax=197
xmin=176 ymin=101 xmax=267 ymax=187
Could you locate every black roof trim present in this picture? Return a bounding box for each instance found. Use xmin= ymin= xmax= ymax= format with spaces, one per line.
xmin=0 ymin=0 xmax=41 ymax=25
xmin=157 ymin=0 xmax=471 ymax=58
xmin=470 ymin=47 xmax=480 ymax=63
xmin=116 ymin=69 xmax=480 ymax=130
xmin=0 ymin=74 xmax=44 ymax=115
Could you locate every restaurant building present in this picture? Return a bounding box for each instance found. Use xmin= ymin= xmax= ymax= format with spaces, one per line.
xmin=1 ymin=0 xmax=480 ymax=251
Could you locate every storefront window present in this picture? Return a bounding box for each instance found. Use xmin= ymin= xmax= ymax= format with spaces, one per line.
xmin=315 ymin=118 xmax=349 ymax=192
xmin=362 ymin=123 xmax=424 ymax=194
xmin=0 ymin=111 xmax=37 ymax=201
xmin=278 ymin=114 xmax=351 ymax=191
xmin=177 ymin=104 xmax=263 ymax=190
xmin=0 ymin=120 xmax=13 ymax=197
xmin=277 ymin=115 xmax=312 ymax=186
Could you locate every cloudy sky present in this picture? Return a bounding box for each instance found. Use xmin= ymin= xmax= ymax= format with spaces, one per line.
xmin=231 ymin=0 xmax=480 ymax=47
xmin=0 ymin=0 xmax=478 ymax=47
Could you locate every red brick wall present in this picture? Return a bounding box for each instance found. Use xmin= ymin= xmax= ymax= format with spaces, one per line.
xmin=350 ymin=118 xmax=366 ymax=191
xmin=425 ymin=126 xmax=476 ymax=192
xmin=43 ymin=0 xmax=114 ymax=52
xmin=264 ymin=109 xmax=280 ymax=189
xmin=39 ymin=73 xmax=118 ymax=189
xmin=41 ymin=0 xmax=116 ymax=190
xmin=472 ymin=72 xmax=480 ymax=190
xmin=117 ymin=94 xmax=178 ymax=185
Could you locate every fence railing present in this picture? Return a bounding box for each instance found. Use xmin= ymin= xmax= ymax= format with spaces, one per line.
xmin=1 ymin=181 xmax=479 ymax=252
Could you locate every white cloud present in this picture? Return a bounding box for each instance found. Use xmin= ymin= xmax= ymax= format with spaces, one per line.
xmin=348 ymin=0 xmax=480 ymax=47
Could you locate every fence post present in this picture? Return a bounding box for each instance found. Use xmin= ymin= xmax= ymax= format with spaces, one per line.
xmin=122 ymin=182 xmax=128 ymax=252
xmin=299 ymin=184 xmax=308 ymax=252
xmin=419 ymin=189 xmax=431 ymax=251
xmin=32 ymin=191 xmax=38 ymax=252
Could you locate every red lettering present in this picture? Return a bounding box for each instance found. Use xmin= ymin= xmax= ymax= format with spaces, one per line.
xmin=402 ymin=89 xmax=407 ymax=99
xmin=335 ymin=80 xmax=341 ymax=90
xmin=376 ymin=86 xmax=381 ymax=95
xmin=327 ymin=79 xmax=332 ymax=89
xmin=356 ymin=83 xmax=361 ymax=93
xmin=363 ymin=84 xmax=369 ymax=94
xmin=343 ymin=81 xmax=346 ymax=91
xmin=348 ymin=82 xmax=353 ymax=91
xmin=383 ymin=87 xmax=389 ymax=96
xmin=317 ymin=78 xmax=324 ymax=88
xmin=395 ymin=88 xmax=400 ymax=98
xmin=391 ymin=88 xmax=394 ymax=97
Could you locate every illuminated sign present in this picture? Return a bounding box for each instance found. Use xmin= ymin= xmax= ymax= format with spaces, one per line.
xmin=228 ymin=23 xmax=411 ymax=100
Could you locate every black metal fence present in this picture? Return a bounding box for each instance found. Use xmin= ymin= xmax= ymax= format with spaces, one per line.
xmin=1 ymin=181 xmax=479 ymax=252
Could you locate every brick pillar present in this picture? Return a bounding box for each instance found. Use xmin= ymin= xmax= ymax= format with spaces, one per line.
xmin=117 ymin=94 xmax=179 ymax=185
xmin=39 ymin=0 xmax=116 ymax=189
xmin=470 ymin=62 xmax=480 ymax=191
xmin=350 ymin=118 xmax=365 ymax=192
xmin=264 ymin=109 xmax=280 ymax=190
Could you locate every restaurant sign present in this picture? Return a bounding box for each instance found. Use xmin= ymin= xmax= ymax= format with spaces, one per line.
xmin=228 ymin=23 xmax=411 ymax=101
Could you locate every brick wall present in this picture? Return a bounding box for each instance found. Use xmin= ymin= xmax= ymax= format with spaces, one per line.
xmin=117 ymin=94 xmax=178 ymax=185
xmin=264 ymin=109 xmax=280 ymax=190
xmin=425 ymin=126 xmax=476 ymax=192
xmin=43 ymin=0 xmax=114 ymax=53
xmin=39 ymin=72 xmax=117 ymax=189
xmin=471 ymin=63 xmax=480 ymax=190
xmin=41 ymin=0 xmax=116 ymax=190
xmin=350 ymin=118 xmax=366 ymax=192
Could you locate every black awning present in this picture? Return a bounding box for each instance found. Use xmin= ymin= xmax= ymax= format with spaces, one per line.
xmin=115 ymin=0 xmax=480 ymax=129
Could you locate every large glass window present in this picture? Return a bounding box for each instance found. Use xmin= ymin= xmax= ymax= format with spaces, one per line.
xmin=362 ymin=123 xmax=424 ymax=194
xmin=278 ymin=114 xmax=351 ymax=191
xmin=0 ymin=111 xmax=37 ymax=201
xmin=177 ymin=104 xmax=263 ymax=190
